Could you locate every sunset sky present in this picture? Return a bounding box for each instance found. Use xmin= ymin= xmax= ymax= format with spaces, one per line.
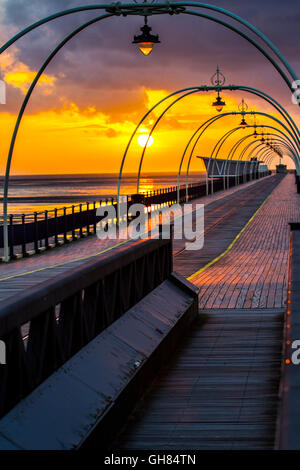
xmin=0 ymin=0 xmax=300 ymax=175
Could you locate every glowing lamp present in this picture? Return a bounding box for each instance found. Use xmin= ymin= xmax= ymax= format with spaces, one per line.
xmin=133 ymin=17 xmax=160 ymax=56
xmin=212 ymin=95 xmax=226 ymax=112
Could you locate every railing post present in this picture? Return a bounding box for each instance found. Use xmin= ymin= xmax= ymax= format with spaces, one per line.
xmin=21 ymin=214 xmax=26 ymax=257
xmin=71 ymin=205 xmax=75 ymax=240
xmin=54 ymin=208 xmax=58 ymax=246
xmin=34 ymin=212 xmax=39 ymax=254
xmin=79 ymin=204 xmax=83 ymax=237
xmin=44 ymin=210 xmax=49 ymax=249
xmin=9 ymin=214 xmax=14 ymax=259
xmin=86 ymin=202 xmax=90 ymax=235
xmin=93 ymin=201 xmax=97 ymax=233
xmin=63 ymin=207 xmax=67 ymax=243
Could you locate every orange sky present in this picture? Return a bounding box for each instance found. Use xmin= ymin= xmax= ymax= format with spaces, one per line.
xmin=0 ymin=81 xmax=296 ymax=175
xmin=0 ymin=47 xmax=298 ymax=175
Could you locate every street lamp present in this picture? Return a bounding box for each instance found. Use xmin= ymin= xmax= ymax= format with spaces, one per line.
xmin=211 ymin=66 xmax=226 ymax=112
xmin=132 ymin=16 xmax=160 ymax=56
xmin=238 ymin=98 xmax=248 ymax=127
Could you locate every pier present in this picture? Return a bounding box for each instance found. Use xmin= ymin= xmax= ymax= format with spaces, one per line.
xmin=0 ymin=172 xmax=299 ymax=450
xmin=1 ymin=0 xmax=300 ymax=454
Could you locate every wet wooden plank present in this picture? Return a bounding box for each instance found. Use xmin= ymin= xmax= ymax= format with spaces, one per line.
xmin=116 ymin=308 xmax=283 ymax=450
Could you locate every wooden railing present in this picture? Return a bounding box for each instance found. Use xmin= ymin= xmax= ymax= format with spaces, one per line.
xmin=0 ymin=171 xmax=269 ymax=259
xmin=0 ymin=234 xmax=172 ymax=418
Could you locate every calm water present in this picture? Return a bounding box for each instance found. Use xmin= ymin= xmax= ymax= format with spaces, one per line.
xmin=0 ymin=173 xmax=205 ymax=215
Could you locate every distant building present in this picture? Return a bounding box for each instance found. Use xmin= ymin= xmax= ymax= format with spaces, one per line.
xmin=276 ymin=163 xmax=287 ymax=173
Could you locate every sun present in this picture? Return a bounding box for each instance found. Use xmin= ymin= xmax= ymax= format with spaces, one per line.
xmin=137 ymin=132 xmax=154 ymax=148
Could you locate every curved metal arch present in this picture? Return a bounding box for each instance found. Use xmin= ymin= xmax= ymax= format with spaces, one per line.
xmin=1 ymin=3 xmax=299 ymax=260
xmin=236 ymin=136 xmax=295 ymax=179
xmin=247 ymin=141 xmax=287 ymax=162
xmin=219 ymin=120 xmax=297 ymax=162
xmin=259 ymin=145 xmax=293 ymax=167
xmin=210 ymin=127 xmax=242 ymax=159
xmin=264 ymin=154 xmax=277 ymax=165
xmin=1 ymin=13 xmax=115 ymax=262
xmin=241 ymin=138 xmax=295 ymax=162
xmin=176 ymin=86 xmax=300 ymax=191
xmin=229 ymin=132 xmax=297 ymax=165
xmin=261 ymin=139 xmax=296 ymax=159
xmin=184 ymin=9 xmax=293 ymax=90
xmin=137 ymin=92 xmax=300 ymax=195
xmin=240 ymin=135 xmax=296 ymax=161
xmin=136 ymin=88 xmax=202 ymax=193
xmin=126 ymin=83 xmax=300 ymax=202
xmin=211 ymin=128 xmax=297 ymax=191
xmin=212 ymin=125 xmax=293 ymax=161
xmin=0 ymin=2 xmax=297 ymax=86
xmin=211 ymin=125 xmax=290 ymax=187
xmin=184 ymin=110 xmax=300 ymax=196
xmin=240 ymin=133 xmax=297 ymax=161
xmin=238 ymin=86 xmax=300 ymax=145
xmin=211 ymin=126 xmax=259 ymax=189
xmin=241 ymin=139 xmax=296 ymax=171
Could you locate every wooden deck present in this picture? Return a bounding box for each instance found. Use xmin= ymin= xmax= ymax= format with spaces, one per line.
xmin=114 ymin=173 xmax=299 ymax=450
xmin=0 ymin=175 xmax=280 ymax=302
xmin=116 ymin=309 xmax=283 ymax=450
xmin=191 ymin=173 xmax=300 ymax=309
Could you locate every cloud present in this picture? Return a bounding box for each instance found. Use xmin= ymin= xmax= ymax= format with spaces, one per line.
xmin=0 ymin=0 xmax=299 ymax=172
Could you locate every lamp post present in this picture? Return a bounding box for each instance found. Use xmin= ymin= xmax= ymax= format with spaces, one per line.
xmin=239 ymin=99 xmax=248 ymax=127
xmin=132 ymin=15 xmax=160 ymax=55
xmin=2 ymin=3 xmax=300 ymax=260
xmin=211 ymin=66 xmax=226 ymax=112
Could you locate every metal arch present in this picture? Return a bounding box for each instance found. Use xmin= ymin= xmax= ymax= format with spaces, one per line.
xmin=261 ymin=139 xmax=296 ymax=159
xmin=211 ymin=126 xmax=274 ymax=188
xmin=0 ymin=2 xmax=298 ymax=86
xmin=133 ymin=83 xmax=300 ymax=202
xmin=236 ymin=134 xmax=296 ymax=179
xmin=1 ymin=7 xmax=300 ymax=192
xmin=220 ymin=130 xmax=297 ymax=189
xmin=2 ymin=13 xmax=115 ymax=262
xmin=227 ymin=130 xmax=298 ymax=163
xmin=1 ymin=3 xmax=299 ymax=260
xmin=241 ymin=139 xmax=296 ymax=172
xmin=239 ymin=134 xmax=296 ymax=161
xmin=178 ymin=84 xmax=300 ymax=193
xmin=177 ymin=113 xmax=233 ymax=201
xmin=210 ymin=127 xmax=242 ymax=159
xmin=182 ymin=112 xmax=241 ymax=199
xmin=238 ymin=86 xmax=300 ymax=145
xmin=211 ymin=126 xmax=257 ymax=188
xmin=184 ymin=110 xmax=300 ymax=196
xmin=136 ymin=88 xmax=201 ymax=194
xmin=117 ymin=85 xmax=202 ymax=218
xmin=238 ymin=133 xmax=297 ymax=162
xmin=259 ymin=145 xmax=293 ymax=166
xmin=229 ymin=134 xmax=297 ymax=169
xmin=136 ymin=86 xmax=300 ymax=195
xmin=183 ymin=9 xmax=293 ymax=90
xmin=264 ymin=153 xmax=276 ymax=165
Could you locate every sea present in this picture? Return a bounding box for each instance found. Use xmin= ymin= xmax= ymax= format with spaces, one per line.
xmin=0 ymin=173 xmax=205 ymax=216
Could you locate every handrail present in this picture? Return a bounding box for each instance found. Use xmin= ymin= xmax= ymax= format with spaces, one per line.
xmin=0 ymin=234 xmax=172 ymax=417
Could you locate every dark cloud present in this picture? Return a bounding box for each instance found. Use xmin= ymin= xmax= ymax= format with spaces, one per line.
xmin=1 ymin=0 xmax=300 ymax=114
